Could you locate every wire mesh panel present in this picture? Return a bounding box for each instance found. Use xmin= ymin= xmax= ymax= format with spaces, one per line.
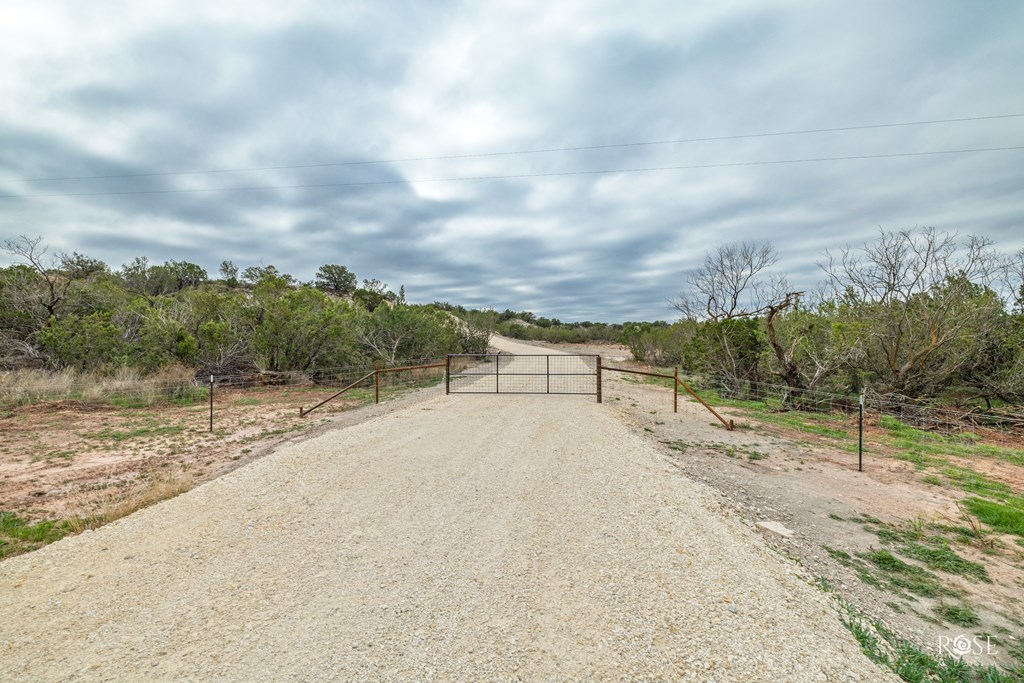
xmin=448 ymin=354 xmax=598 ymax=395
xmin=448 ymin=354 xmax=499 ymax=393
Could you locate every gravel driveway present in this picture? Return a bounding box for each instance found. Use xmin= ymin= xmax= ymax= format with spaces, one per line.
xmin=0 ymin=339 xmax=894 ymax=681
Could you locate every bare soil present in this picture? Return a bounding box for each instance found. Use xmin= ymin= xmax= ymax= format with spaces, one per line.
xmin=0 ymin=383 xmax=429 ymax=521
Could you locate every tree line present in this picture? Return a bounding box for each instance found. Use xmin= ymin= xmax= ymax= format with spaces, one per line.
xmin=0 ymin=236 xmax=492 ymax=376
xmin=625 ymin=228 xmax=1024 ymax=407
xmin=5 ymin=227 xmax=1021 ymax=407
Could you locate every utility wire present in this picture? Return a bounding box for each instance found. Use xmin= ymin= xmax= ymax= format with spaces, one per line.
xmin=10 ymin=113 xmax=1024 ymax=183
xmin=1 ymin=145 xmax=1022 ymax=199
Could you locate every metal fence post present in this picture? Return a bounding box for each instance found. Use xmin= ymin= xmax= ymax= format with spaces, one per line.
xmin=673 ymin=367 xmax=678 ymax=413
xmin=208 ymin=375 xmax=214 ymax=432
xmin=495 ymin=353 xmax=500 ymax=393
xmin=374 ymin=363 xmax=380 ymax=404
xmin=596 ymin=356 xmax=602 ymax=403
xmin=858 ymin=392 xmax=864 ymax=472
xmin=445 ymin=356 xmax=451 ymax=395
xmin=546 ymin=355 xmax=550 ymax=394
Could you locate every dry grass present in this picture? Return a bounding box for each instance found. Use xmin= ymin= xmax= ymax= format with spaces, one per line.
xmin=63 ymin=472 xmax=192 ymax=534
xmin=0 ymin=365 xmax=200 ymax=407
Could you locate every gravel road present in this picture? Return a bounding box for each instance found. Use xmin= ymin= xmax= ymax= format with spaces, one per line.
xmin=0 ymin=338 xmax=894 ymax=681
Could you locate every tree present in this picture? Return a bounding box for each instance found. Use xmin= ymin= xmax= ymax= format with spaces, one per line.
xmin=2 ymin=235 xmax=86 ymax=319
xmin=164 ymin=260 xmax=208 ymax=290
xmin=119 ymin=256 xmax=176 ymax=304
xmin=61 ymin=252 xmax=108 ymax=279
xmin=821 ymin=227 xmax=1007 ymax=396
xmin=672 ymin=241 xmax=786 ymax=322
xmin=456 ymin=309 xmax=496 ymax=353
xmin=353 ymin=278 xmax=394 ymax=312
xmin=219 ymin=260 xmax=239 ymax=287
xmin=246 ymin=279 xmax=358 ymax=372
xmin=357 ymin=305 xmax=457 ymax=365
xmin=314 ymin=264 xmax=357 ymax=297
xmin=241 ymin=264 xmax=294 ymax=287
xmin=673 ymin=241 xmax=802 ymax=391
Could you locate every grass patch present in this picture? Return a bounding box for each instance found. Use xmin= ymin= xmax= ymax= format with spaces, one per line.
xmin=933 ymin=603 xmax=980 ymax=627
xmin=0 ymin=512 xmax=75 ymax=559
xmin=899 ymin=542 xmax=990 ymax=582
xmin=63 ymin=473 xmax=192 ymax=537
xmin=943 ymin=467 xmax=1014 ymax=499
xmin=831 ymin=592 xmax=1022 ymax=682
xmin=232 ymin=397 xmax=262 ymax=406
xmin=823 ymin=545 xmax=853 ymax=562
xmin=109 ymin=388 xmax=206 ymax=409
xmin=880 ymin=416 xmax=1024 ymax=468
xmin=857 ymin=549 xmax=960 ymax=599
xmin=86 ymin=425 xmax=185 ymax=442
xmin=963 ymin=497 xmax=1024 ymax=538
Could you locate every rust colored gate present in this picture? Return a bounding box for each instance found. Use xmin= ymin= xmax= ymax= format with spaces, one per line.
xmin=446 ymin=354 xmax=601 ymax=401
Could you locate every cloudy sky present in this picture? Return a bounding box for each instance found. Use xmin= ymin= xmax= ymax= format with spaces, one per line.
xmin=1 ymin=1 xmax=1022 ymax=321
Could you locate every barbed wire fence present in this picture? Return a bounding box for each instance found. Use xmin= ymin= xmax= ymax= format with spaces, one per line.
xmin=694 ymin=377 xmax=1024 ymax=436
xmin=0 ymin=356 xmax=450 ymax=413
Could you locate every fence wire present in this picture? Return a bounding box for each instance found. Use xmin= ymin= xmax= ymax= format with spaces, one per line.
xmin=697 ymin=377 xmax=1024 ymax=435
xmin=0 ymin=356 xmax=448 ymax=408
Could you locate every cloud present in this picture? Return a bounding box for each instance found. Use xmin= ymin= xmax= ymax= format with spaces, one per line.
xmin=2 ymin=0 xmax=1023 ymax=321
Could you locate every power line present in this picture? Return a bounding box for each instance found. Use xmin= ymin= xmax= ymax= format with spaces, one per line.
xmin=10 ymin=113 xmax=1024 ymax=183
xmin=2 ymin=145 xmax=1021 ymax=199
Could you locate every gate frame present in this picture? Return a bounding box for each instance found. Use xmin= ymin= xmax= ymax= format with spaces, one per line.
xmin=446 ymin=353 xmax=602 ymax=402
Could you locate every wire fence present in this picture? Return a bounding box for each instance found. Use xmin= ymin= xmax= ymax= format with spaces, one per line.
xmin=694 ymin=377 xmax=1024 ymax=436
xmin=0 ymin=356 xmax=449 ymax=408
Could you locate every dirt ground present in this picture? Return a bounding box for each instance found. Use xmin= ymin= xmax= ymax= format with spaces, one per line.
xmin=0 ymin=382 xmax=432 ymax=520
xmin=531 ymin=339 xmax=1024 ymax=671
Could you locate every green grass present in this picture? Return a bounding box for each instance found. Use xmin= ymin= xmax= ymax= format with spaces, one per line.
xmin=879 ymin=416 xmax=1024 ymax=468
xmin=942 ymin=467 xmax=1015 ymax=498
xmin=232 ymin=397 xmax=262 ymax=406
xmin=823 ymin=545 xmax=853 ymax=562
xmin=0 ymin=511 xmax=75 ymax=559
xmin=857 ymin=549 xmax=960 ymax=599
xmin=934 ymin=603 xmax=980 ymax=627
xmin=859 ymin=517 xmax=991 ymax=584
xmin=963 ymin=498 xmax=1024 ymax=538
xmin=899 ymin=542 xmax=990 ymax=582
xmin=830 ymin=591 xmax=1022 ymax=682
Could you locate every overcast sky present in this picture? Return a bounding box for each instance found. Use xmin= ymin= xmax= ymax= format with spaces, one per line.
xmin=1 ymin=1 xmax=1022 ymax=321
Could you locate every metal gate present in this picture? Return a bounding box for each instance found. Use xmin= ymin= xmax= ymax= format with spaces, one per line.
xmin=446 ymin=354 xmax=601 ymax=400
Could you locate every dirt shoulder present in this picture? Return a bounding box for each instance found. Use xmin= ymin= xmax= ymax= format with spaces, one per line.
xmin=0 ymin=378 xmax=440 ymax=534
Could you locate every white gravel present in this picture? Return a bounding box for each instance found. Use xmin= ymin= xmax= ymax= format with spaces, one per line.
xmin=0 ymin=339 xmax=895 ymax=681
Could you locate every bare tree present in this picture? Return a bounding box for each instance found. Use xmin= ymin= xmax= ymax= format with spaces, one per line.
xmin=820 ymin=227 xmax=1007 ymax=395
xmin=673 ymin=241 xmax=813 ymax=392
xmin=2 ymin=235 xmax=78 ymax=319
xmin=671 ymin=241 xmax=786 ymax=321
